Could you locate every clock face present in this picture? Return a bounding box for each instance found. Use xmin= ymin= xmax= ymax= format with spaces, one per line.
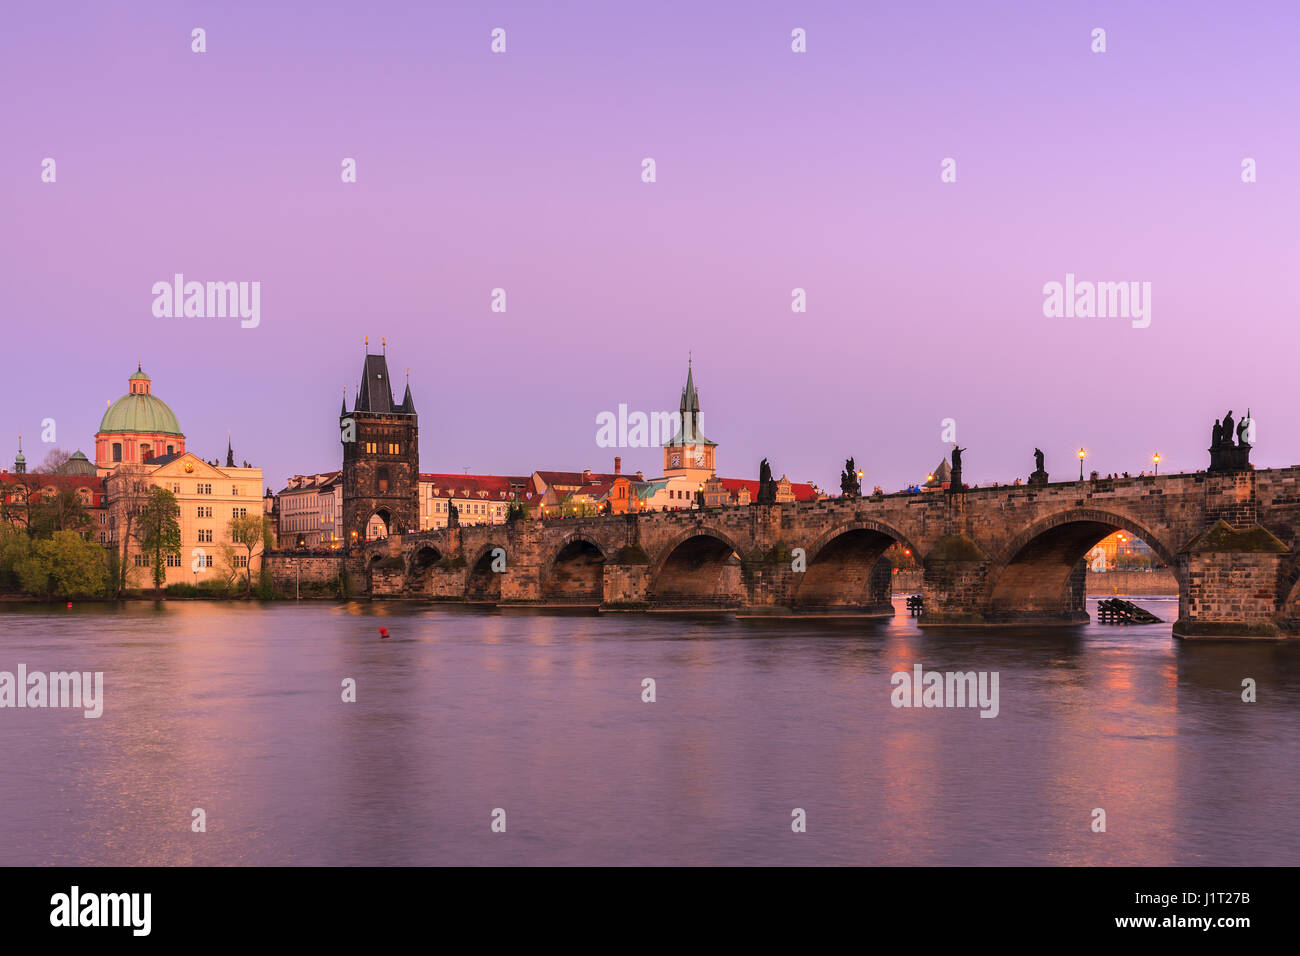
xmin=694 ymin=453 xmax=706 ymax=467
xmin=670 ymin=453 xmax=681 ymax=468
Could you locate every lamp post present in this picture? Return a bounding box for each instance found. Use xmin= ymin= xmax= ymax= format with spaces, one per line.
xmin=1152 ymin=453 xmax=1160 ymax=476
xmin=1078 ymin=448 xmax=1086 ymax=481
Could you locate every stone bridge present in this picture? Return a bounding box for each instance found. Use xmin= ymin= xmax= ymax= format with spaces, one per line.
xmin=354 ymin=467 xmax=1300 ymax=639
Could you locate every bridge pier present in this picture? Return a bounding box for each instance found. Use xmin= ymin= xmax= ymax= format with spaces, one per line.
xmin=1173 ymin=522 xmax=1289 ymax=639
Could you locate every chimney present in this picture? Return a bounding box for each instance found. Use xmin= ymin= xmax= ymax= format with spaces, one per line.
xmin=614 ymin=456 xmax=621 ymax=475
xmin=582 ymin=468 xmax=591 ymax=483
xmin=636 ymin=470 xmax=644 ymax=480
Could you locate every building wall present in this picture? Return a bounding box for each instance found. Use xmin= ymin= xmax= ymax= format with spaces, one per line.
xmin=107 ymin=457 xmax=265 ymax=588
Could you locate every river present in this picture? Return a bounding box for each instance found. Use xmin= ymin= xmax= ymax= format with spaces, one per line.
xmin=1 ymin=596 xmax=1296 ymax=865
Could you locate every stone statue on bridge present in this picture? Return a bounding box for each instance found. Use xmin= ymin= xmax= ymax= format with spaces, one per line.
xmin=1237 ymin=409 xmax=1252 ymax=447
xmin=1029 ymin=448 xmax=1048 ymax=486
xmin=949 ymin=446 xmax=965 ymax=493
xmin=757 ymin=459 xmax=776 ymax=505
xmin=1209 ymin=408 xmax=1254 ymax=473
xmin=447 ymin=498 xmax=460 ymax=528
xmin=840 ymin=457 xmax=861 ymax=497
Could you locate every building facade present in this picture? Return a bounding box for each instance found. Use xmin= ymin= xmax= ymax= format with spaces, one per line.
xmin=104 ymin=452 xmax=264 ymax=587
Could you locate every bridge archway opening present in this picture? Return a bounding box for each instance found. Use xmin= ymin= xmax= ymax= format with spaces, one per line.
xmin=467 ymin=547 xmax=504 ymax=602
xmin=545 ymin=539 xmax=605 ymax=604
xmin=988 ymin=517 xmax=1173 ymax=622
xmin=413 ymin=545 xmax=443 ymax=569
xmin=366 ymin=509 xmax=391 ymax=541
xmin=794 ymin=527 xmax=898 ymax=612
xmin=652 ymin=533 xmax=743 ymax=608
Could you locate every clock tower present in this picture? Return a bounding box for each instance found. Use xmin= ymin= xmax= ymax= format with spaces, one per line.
xmin=663 ymin=359 xmax=716 ymax=483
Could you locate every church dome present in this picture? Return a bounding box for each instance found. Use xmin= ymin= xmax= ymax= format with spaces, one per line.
xmin=56 ymin=450 xmax=99 ymax=476
xmin=97 ymin=366 xmax=183 ymax=437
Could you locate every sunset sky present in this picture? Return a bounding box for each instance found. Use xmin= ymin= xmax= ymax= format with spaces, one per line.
xmin=4 ymin=0 xmax=1298 ymax=492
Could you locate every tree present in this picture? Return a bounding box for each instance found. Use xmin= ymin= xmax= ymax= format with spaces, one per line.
xmin=34 ymin=448 xmax=72 ymax=474
xmin=15 ymin=531 xmax=109 ymax=599
xmin=0 ymin=523 xmax=32 ymax=591
xmin=106 ymin=465 xmax=152 ymax=595
xmin=28 ymin=486 xmax=91 ymax=538
xmin=228 ymin=513 xmax=270 ymax=596
xmin=134 ymin=486 xmax=181 ymax=592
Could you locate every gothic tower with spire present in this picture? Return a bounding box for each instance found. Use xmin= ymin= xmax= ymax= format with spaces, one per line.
xmin=663 ymin=358 xmax=717 ymax=482
xmin=340 ymin=342 xmax=419 ymax=547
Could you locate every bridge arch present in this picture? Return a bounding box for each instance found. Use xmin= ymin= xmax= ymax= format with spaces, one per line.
xmin=466 ymin=541 xmax=508 ymax=603
xmin=650 ymin=527 xmax=747 ymax=608
xmin=793 ymin=520 xmax=921 ymax=612
xmin=543 ymin=533 xmax=608 ymax=604
xmin=983 ymin=507 xmax=1182 ymax=621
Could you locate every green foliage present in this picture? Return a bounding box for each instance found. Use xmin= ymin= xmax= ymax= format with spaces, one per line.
xmin=28 ymin=487 xmax=92 ymax=539
xmin=165 ymin=579 xmax=232 ymax=598
xmin=13 ymin=531 xmax=110 ymax=599
xmin=134 ymin=487 xmax=181 ymax=590
xmin=228 ymin=513 xmax=269 ymax=595
xmin=0 ymin=524 xmax=33 ymax=590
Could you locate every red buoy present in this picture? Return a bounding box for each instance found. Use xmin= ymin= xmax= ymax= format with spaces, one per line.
xmin=379 ymin=627 xmax=390 ymax=639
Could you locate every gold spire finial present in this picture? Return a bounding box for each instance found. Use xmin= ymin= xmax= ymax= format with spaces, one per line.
xmin=364 ymin=335 xmax=369 ymax=352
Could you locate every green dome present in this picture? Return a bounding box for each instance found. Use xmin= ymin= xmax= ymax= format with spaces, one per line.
xmin=129 ymin=369 xmax=150 ymax=381
xmin=98 ymin=393 xmax=183 ymax=436
xmin=56 ymin=450 xmax=98 ymax=476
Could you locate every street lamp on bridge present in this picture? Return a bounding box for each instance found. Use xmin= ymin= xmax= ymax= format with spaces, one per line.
xmin=1078 ymin=448 xmax=1086 ymax=481
xmin=1153 ymin=453 xmax=1160 ymax=476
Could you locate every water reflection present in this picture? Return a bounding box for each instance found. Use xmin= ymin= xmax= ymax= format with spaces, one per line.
xmin=0 ymin=596 xmax=1296 ymax=865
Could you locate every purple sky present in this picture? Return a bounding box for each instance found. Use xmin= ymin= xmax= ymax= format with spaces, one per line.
xmin=4 ymin=0 xmax=1299 ymax=492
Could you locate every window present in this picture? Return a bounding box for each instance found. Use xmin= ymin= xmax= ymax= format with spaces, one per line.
xmin=197 ymin=483 xmax=212 ymax=495
xmin=197 ymin=506 xmax=212 ymax=518
xmin=233 ymin=555 xmax=248 ymax=568
xmin=388 ymin=443 xmax=399 ymax=455
xmin=99 ymin=532 xmax=106 ymax=543
xmin=233 ymin=507 xmax=247 ymax=519
xmin=197 ymin=529 xmax=213 ymax=543
xmin=166 ymin=553 xmax=181 ymax=567
xmin=99 ymin=513 xmax=106 ymax=524
xmin=232 ymin=486 xmax=239 ymax=495
xmin=112 ymin=443 xmax=122 ymax=462
xmin=204 ymin=554 xmax=214 ymax=568
xmin=133 ymin=554 xmax=148 ymax=567
xmin=171 ymin=483 xmax=181 ymax=494
xmin=365 ymin=442 xmax=377 ymax=454
xmin=166 ymin=445 xmax=174 ymax=455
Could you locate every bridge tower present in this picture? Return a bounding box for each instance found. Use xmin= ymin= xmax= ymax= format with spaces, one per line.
xmin=341 ymin=344 xmax=419 ymax=549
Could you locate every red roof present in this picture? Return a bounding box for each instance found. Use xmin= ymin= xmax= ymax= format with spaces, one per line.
xmin=0 ymin=471 xmax=106 ymax=507
xmin=715 ymin=477 xmax=819 ymax=502
xmin=534 ymin=470 xmax=620 ymax=488
xmin=420 ymin=474 xmax=530 ymax=500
